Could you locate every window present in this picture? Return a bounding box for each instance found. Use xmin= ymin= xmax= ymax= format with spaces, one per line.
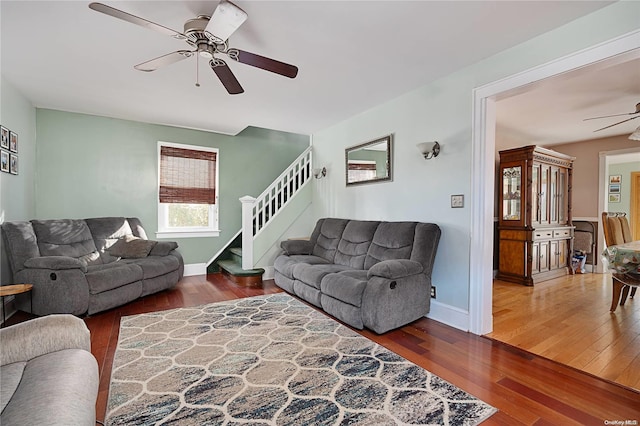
xmin=157 ymin=142 xmax=220 ymax=238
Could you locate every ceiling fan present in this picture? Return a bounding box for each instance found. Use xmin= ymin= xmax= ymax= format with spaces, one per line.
xmin=583 ymin=102 xmax=640 ymax=132
xmin=88 ymin=1 xmax=298 ymax=94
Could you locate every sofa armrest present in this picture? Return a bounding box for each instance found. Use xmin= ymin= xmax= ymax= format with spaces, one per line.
xmin=281 ymin=239 xmax=313 ymax=255
xmin=367 ymin=259 xmax=423 ymax=280
xmin=0 ymin=315 xmax=91 ymax=366
xmin=23 ymin=256 xmax=88 ymax=273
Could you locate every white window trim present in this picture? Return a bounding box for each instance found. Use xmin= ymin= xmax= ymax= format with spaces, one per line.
xmin=156 ymin=141 xmax=220 ymax=239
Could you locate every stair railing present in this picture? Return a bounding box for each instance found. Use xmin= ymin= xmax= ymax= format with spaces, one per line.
xmin=240 ymin=146 xmax=312 ymax=269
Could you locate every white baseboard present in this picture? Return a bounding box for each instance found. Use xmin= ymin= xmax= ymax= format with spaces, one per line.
xmin=262 ymin=266 xmax=275 ymax=280
xmin=426 ymin=300 xmax=470 ymax=332
xmin=184 ymin=263 xmax=207 ymax=276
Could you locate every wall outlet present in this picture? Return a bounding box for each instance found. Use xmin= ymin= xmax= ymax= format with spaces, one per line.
xmin=430 ymin=286 xmax=436 ymax=298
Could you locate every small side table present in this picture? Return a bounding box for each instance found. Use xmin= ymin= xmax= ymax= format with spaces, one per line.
xmin=0 ymin=284 xmax=33 ymax=327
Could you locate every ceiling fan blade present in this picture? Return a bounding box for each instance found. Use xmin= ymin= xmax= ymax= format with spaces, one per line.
xmin=204 ymin=0 xmax=248 ymax=42
xmin=210 ymin=59 xmax=244 ymax=94
xmin=228 ymin=49 xmax=298 ymax=78
xmin=593 ymin=116 xmax=640 ymax=132
xmin=584 ymin=102 xmax=640 ymax=121
xmin=89 ymin=2 xmax=186 ymax=40
xmin=134 ymin=50 xmax=194 ymax=72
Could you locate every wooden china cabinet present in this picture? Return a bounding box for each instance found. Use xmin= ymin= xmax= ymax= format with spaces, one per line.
xmin=497 ymin=145 xmax=575 ymax=286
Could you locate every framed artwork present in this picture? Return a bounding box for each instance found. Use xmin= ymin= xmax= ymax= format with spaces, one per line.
xmin=609 ymin=183 xmax=620 ymax=193
xmin=609 ymin=175 xmax=621 ymax=184
xmin=9 ymin=153 xmax=18 ymax=175
xmin=9 ymin=131 xmax=17 ymax=153
xmin=609 ymin=193 xmax=621 ymax=203
xmin=1 ymin=150 xmax=8 ymax=173
xmin=0 ymin=126 xmax=8 ymax=149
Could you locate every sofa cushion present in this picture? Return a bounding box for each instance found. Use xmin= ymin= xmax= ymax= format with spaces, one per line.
xmin=85 ymin=262 xmax=143 ymax=294
xmin=334 ymin=220 xmax=379 ymax=268
xmin=292 ymin=263 xmax=354 ymax=289
xmin=108 ymin=237 xmax=157 ymax=259
xmin=311 ymin=218 xmax=349 ymax=262
xmin=31 ymin=219 xmax=99 ymax=263
xmin=85 ymin=217 xmax=135 ymax=263
xmin=320 ymin=270 xmax=368 ymax=307
xmin=273 ymin=255 xmax=329 ymax=279
xmin=364 ymin=222 xmax=417 ymax=270
xmin=124 ymin=256 xmax=180 ymax=279
xmin=0 ymin=350 xmax=98 ymax=426
xmin=0 ymin=221 xmax=40 ymax=273
xmin=0 ymin=362 xmax=26 ymax=412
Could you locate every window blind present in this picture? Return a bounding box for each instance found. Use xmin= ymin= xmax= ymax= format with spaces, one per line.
xmin=159 ymin=146 xmax=216 ymax=204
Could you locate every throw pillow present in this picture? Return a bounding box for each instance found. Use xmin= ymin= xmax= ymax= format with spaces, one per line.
xmin=149 ymin=241 xmax=178 ymax=256
xmin=108 ymin=236 xmax=157 ymax=259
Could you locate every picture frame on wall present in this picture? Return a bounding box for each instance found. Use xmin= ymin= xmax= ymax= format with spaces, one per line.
xmin=9 ymin=131 xmax=17 ymax=153
xmin=609 ymin=183 xmax=620 ymax=193
xmin=9 ymin=153 xmax=18 ymax=175
xmin=609 ymin=175 xmax=621 ymax=184
xmin=1 ymin=150 xmax=8 ymax=173
xmin=609 ymin=193 xmax=621 ymax=203
xmin=0 ymin=126 xmax=8 ymax=149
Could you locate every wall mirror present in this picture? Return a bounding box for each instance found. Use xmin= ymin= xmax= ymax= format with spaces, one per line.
xmin=345 ymin=134 xmax=393 ymax=186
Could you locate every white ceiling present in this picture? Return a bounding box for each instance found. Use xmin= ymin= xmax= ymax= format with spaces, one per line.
xmin=496 ymin=49 xmax=640 ymax=148
xmin=0 ymin=1 xmax=622 ymax=137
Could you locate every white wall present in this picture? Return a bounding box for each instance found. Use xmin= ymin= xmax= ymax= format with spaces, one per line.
xmin=311 ymin=1 xmax=640 ymax=328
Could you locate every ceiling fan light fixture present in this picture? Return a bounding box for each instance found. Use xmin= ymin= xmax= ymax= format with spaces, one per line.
xmin=205 ymin=0 xmax=248 ymax=42
xmin=629 ymin=125 xmax=640 ymax=141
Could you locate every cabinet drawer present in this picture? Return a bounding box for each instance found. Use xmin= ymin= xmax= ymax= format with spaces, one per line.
xmin=553 ymin=229 xmax=572 ymax=238
xmin=534 ymin=230 xmax=554 ymax=240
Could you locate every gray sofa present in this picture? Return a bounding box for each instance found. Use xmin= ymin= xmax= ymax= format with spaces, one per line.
xmin=1 ymin=314 xmax=99 ymax=425
xmin=2 ymin=217 xmax=184 ymax=316
xmin=274 ymin=218 xmax=441 ymax=333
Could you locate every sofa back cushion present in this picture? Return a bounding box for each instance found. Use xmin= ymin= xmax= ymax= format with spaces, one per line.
xmin=334 ymin=220 xmax=380 ymax=269
xmin=85 ymin=217 xmax=137 ymax=263
xmin=410 ymin=223 xmax=441 ymax=275
xmin=31 ymin=219 xmax=100 ymax=264
xmin=364 ymin=222 xmax=417 ymax=270
xmin=311 ymin=218 xmax=349 ymax=262
xmin=1 ymin=221 xmax=41 ymax=273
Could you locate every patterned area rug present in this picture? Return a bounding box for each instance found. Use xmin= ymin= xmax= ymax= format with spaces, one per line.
xmin=106 ymin=294 xmax=496 ymax=425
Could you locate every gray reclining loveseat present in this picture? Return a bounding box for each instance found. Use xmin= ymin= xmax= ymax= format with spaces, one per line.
xmin=2 ymin=217 xmax=184 ymax=316
xmin=274 ymin=218 xmax=441 ymax=333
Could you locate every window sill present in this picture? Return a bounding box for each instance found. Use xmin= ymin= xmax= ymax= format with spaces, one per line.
xmin=156 ymin=229 xmax=220 ymax=239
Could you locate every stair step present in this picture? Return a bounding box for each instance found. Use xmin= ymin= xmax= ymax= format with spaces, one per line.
xmin=217 ymin=260 xmax=264 ymax=277
xmin=229 ymin=247 xmax=243 ymax=256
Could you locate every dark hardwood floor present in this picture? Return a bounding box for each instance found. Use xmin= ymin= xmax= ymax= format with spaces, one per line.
xmin=8 ymin=274 xmax=640 ymax=424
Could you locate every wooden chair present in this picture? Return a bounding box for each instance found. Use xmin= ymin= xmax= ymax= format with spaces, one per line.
xmin=602 ymin=212 xmax=637 ymax=311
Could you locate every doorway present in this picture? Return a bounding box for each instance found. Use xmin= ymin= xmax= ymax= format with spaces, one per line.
xmin=469 ymin=30 xmax=640 ymax=335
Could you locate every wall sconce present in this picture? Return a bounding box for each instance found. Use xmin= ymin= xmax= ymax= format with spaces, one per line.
xmin=629 ymin=126 xmax=640 ymax=141
xmin=313 ymin=167 xmax=327 ymax=179
xmin=416 ymin=141 xmax=440 ymax=159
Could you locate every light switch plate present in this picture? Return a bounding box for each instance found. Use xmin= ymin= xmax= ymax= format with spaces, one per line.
xmin=451 ymin=194 xmax=464 ymax=208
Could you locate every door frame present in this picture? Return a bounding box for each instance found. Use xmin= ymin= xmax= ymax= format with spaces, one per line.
xmin=469 ymin=30 xmax=640 ymax=335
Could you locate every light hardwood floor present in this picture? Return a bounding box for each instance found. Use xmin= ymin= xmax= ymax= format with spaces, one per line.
xmin=487 ymin=272 xmax=640 ymax=391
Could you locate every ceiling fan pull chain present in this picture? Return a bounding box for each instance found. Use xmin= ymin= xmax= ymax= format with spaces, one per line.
xmin=195 ymin=52 xmax=200 ymax=87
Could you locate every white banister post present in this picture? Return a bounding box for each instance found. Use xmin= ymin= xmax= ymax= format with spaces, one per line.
xmin=240 ymin=195 xmax=256 ymax=270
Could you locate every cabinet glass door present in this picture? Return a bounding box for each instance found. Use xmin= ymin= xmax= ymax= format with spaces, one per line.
xmin=558 ymin=168 xmax=567 ymax=224
xmin=550 ymin=166 xmax=558 ymax=224
xmin=531 ymin=165 xmax=540 ymax=225
xmin=540 ymin=165 xmax=548 ymax=224
xmin=502 ymin=166 xmax=522 ymax=221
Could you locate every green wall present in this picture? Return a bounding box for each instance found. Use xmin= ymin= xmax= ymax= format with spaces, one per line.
xmin=0 ymin=76 xmax=37 ymax=286
xmin=608 ymin=162 xmax=640 ymax=215
xmin=35 ymin=109 xmax=309 ymax=265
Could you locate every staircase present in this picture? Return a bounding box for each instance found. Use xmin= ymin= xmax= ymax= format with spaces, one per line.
xmin=217 ymin=247 xmax=265 ymax=287
xmin=207 ymin=146 xmax=313 ymax=284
